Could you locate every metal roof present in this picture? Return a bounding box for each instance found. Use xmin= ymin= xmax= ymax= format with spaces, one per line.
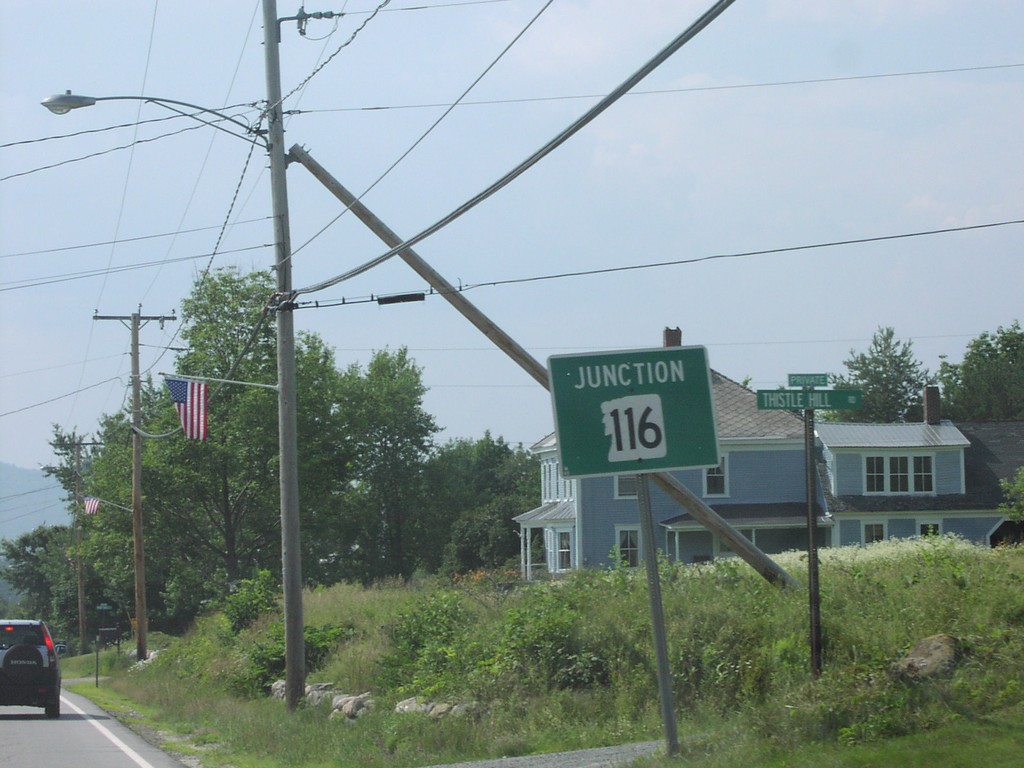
xmin=514 ymin=499 xmax=576 ymax=524
xmin=815 ymin=420 xmax=970 ymax=449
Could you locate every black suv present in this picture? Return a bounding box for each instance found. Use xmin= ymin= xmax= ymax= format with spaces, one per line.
xmin=0 ymin=619 xmax=62 ymax=718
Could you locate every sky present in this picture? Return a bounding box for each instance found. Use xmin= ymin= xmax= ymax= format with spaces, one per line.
xmin=1 ymin=0 xmax=1022 ymax=475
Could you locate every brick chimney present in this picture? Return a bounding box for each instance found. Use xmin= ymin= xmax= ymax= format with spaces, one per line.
xmin=924 ymin=385 xmax=941 ymax=425
xmin=663 ymin=327 xmax=682 ymax=348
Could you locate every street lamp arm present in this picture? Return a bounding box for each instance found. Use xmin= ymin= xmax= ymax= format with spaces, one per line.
xmin=41 ymin=91 xmax=266 ymax=146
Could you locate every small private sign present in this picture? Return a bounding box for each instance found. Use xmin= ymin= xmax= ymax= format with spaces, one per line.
xmin=787 ymin=373 xmax=829 ymax=388
xmin=548 ymin=346 xmax=719 ymax=478
xmin=757 ymin=388 xmax=863 ymax=411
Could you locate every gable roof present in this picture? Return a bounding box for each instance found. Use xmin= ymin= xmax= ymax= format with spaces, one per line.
xmin=711 ymin=371 xmax=804 ymax=440
xmin=815 ymin=420 xmax=970 ymax=450
xmin=958 ymin=421 xmax=1024 ymax=499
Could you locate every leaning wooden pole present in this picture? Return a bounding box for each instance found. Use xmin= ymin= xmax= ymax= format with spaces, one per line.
xmin=288 ymin=145 xmax=798 ymax=589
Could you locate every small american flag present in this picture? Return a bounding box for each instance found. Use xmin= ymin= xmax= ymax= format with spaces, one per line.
xmin=84 ymin=496 xmax=100 ymax=515
xmin=166 ymin=377 xmax=209 ymax=440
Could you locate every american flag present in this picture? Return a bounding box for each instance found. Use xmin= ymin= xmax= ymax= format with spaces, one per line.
xmin=84 ymin=496 xmax=100 ymax=515
xmin=165 ymin=377 xmax=209 ymax=440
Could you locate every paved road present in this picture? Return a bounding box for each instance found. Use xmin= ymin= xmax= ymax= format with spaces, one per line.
xmin=0 ymin=688 xmax=189 ymax=768
xmin=3 ymin=681 xmax=660 ymax=768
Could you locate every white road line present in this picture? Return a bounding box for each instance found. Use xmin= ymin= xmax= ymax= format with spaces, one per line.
xmin=61 ymin=695 xmax=158 ymax=768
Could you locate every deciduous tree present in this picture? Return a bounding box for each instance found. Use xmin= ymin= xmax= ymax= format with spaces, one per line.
xmin=827 ymin=326 xmax=934 ymax=423
xmin=939 ymin=321 xmax=1024 ymax=421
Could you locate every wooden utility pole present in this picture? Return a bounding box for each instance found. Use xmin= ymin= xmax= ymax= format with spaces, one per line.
xmin=262 ymin=0 xmax=305 ymax=711
xmin=94 ymin=309 xmax=174 ymax=661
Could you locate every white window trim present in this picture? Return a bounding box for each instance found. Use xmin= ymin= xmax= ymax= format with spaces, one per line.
xmin=862 ymin=452 xmax=937 ymax=496
xmin=862 ymin=520 xmax=887 ymax=544
xmin=615 ymin=475 xmax=638 ymax=499
xmin=553 ymin=527 xmax=573 ymax=572
xmin=703 ymin=455 xmax=729 ymax=497
xmin=917 ymin=519 xmax=942 ymax=537
xmin=614 ymin=525 xmax=642 ymax=567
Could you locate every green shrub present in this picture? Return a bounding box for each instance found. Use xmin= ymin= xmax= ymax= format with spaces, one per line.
xmin=222 ymin=570 xmax=281 ymax=634
xmin=494 ymin=589 xmax=608 ymax=691
xmin=378 ymin=591 xmax=471 ymax=696
xmin=232 ymin=621 xmax=351 ymax=697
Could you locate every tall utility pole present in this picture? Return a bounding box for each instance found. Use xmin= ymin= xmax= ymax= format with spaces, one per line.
xmin=261 ymin=0 xmax=304 ymax=710
xmin=94 ymin=309 xmax=175 ymax=661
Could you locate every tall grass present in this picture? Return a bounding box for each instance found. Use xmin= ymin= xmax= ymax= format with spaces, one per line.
xmin=94 ymin=537 xmax=1024 ymax=767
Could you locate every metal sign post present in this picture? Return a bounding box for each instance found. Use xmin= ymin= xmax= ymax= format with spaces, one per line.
xmin=548 ymin=346 xmax=719 ymax=757
xmin=636 ymin=475 xmax=679 ymax=755
xmin=757 ymin=380 xmax=862 ymax=677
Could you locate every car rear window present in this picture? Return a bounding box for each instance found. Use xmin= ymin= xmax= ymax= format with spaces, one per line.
xmin=1 ymin=625 xmax=44 ymax=648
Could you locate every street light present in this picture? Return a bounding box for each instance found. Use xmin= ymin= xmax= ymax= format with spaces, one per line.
xmin=41 ymin=90 xmax=263 ymax=144
xmin=42 ymin=0 xmax=305 ymax=709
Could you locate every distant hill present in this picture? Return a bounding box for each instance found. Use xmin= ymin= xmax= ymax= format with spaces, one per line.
xmin=1 ymin=463 xmax=70 ymax=541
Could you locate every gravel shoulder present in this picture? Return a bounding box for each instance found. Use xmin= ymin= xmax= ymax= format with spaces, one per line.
xmin=419 ymin=741 xmax=662 ymax=768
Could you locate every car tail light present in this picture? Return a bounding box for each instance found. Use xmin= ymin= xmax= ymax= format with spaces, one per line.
xmin=42 ymin=626 xmax=57 ymax=664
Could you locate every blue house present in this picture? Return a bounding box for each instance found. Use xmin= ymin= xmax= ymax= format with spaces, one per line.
xmin=817 ymin=390 xmax=1024 ymax=547
xmin=515 ymin=371 xmax=827 ymax=579
xmin=516 ymin=376 xmax=1023 ymax=579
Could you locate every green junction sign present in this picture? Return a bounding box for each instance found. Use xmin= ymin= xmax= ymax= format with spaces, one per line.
xmin=548 ymin=346 xmax=719 ymax=478
xmin=756 ymin=388 xmax=863 ymax=411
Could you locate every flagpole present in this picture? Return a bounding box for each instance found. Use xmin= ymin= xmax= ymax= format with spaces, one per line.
xmin=159 ymin=372 xmax=278 ymax=392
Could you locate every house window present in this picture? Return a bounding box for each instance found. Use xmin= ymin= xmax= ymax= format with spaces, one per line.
xmin=889 ymin=456 xmax=909 ymax=492
xmin=864 ymin=522 xmax=885 ymax=544
xmin=617 ymin=527 xmax=640 ymax=567
xmin=919 ymin=522 xmax=940 ymax=537
xmin=914 ymin=456 xmax=933 ymax=492
xmin=557 ymin=531 xmax=572 ymax=570
xmin=615 ymin=475 xmax=638 ymax=498
xmin=866 ymin=456 xmax=885 ymax=492
xmin=705 ymin=458 xmax=727 ymax=496
xmin=865 ymin=454 xmax=934 ymax=494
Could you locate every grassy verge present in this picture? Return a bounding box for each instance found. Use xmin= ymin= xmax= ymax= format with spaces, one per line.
xmin=65 ymin=539 xmax=1024 ymax=767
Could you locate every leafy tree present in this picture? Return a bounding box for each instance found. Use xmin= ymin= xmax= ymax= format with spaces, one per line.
xmin=0 ymin=526 xmax=75 ymax=631
xmin=423 ymin=434 xmax=539 ymax=575
xmin=72 ymin=268 xmax=357 ymax=631
xmin=827 ymin=326 xmax=934 ymax=423
xmin=1000 ymin=467 xmax=1024 ymax=523
xmin=939 ymin=321 xmax=1024 ymax=421
xmin=328 ymin=348 xmax=438 ymax=583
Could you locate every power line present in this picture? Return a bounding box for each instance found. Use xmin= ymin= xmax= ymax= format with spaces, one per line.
xmin=0 ymin=377 xmax=124 ymax=419
xmin=293 ymin=0 xmax=740 ymax=297
xmin=297 ymin=62 xmax=1024 ymax=114
xmin=0 ymin=353 xmax=126 ymax=380
xmin=0 ymin=122 xmax=209 ymax=182
xmin=0 ymin=217 xmax=270 ymax=259
xmin=0 ymin=243 xmax=270 ymax=292
xmin=0 ymin=113 xmax=198 ymax=148
xmin=293 ymin=218 xmax=1024 ymax=310
xmin=0 ymin=484 xmax=63 ymax=503
xmin=291 ymin=0 xmax=555 ymax=258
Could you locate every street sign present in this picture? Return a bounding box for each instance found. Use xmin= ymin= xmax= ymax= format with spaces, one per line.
xmin=788 ymin=373 xmax=829 ymax=388
xmin=548 ymin=346 xmax=719 ymax=478
xmin=757 ymin=389 xmax=863 ymax=411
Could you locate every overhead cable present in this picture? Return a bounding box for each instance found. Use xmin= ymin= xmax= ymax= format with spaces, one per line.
xmin=291 ymin=0 xmax=739 ymax=297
